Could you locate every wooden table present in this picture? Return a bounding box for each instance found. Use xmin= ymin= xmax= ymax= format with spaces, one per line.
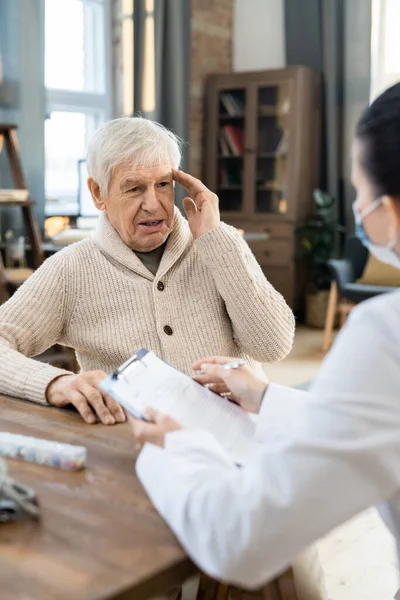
xmin=0 ymin=396 xmax=198 ymax=600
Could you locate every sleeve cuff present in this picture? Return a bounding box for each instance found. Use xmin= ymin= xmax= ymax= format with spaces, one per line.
xmin=23 ymin=363 xmax=73 ymax=405
xmin=255 ymin=384 xmax=311 ymax=442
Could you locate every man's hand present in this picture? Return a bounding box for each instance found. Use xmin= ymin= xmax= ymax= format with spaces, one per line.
xmin=127 ymin=408 xmax=182 ymax=450
xmin=46 ymin=371 xmax=126 ymax=425
xmin=172 ymin=169 xmax=220 ymax=239
xmin=192 ymin=357 xmax=269 ymax=414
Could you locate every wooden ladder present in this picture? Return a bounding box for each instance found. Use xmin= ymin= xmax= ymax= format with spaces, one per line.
xmin=0 ymin=123 xmax=44 ymax=301
xmin=0 ymin=124 xmax=77 ymax=372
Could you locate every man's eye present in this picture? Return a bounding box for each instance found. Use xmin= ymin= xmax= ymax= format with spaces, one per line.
xmin=128 ymin=187 xmax=140 ymax=193
xmin=158 ymin=181 xmax=170 ymax=188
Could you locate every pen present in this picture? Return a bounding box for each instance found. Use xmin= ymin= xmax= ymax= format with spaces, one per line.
xmin=222 ymin=359 xmax=245 ymax=370
xmin=196 ymin=359 xmax=245 ymax=375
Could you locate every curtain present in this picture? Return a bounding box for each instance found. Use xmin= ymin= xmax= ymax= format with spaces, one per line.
xmin=341 ymin=0 xmax=372 ymax=233
xmin=0 ymin=33 xmax=3 ymax=84
xmin=284 ymin=0 xmax=372 ymax=239
xmin=132 ymin=0 xmax=191 ymax=210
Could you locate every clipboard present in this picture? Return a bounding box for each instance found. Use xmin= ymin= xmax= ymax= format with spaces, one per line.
xmin=100 ymin=349 xmax=261 ymax=464
xmin=108 ymin=348 xmax=222 ymax=404
xmin=101 ymin=349 xmax=152 ymax=422
xmin=111 ymin=348 xmax=149 ymax=382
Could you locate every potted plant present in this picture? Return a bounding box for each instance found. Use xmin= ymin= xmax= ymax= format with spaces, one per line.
xmin=296 ymin=189 xmax=344 ymax=328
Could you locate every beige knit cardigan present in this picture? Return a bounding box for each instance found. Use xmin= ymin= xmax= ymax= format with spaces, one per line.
xmin=0 ymin=208 xmax=295 ymax=405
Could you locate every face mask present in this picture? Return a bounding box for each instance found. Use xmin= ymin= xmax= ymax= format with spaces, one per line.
xmin=353 ymin=199 xmax=400 ymax=269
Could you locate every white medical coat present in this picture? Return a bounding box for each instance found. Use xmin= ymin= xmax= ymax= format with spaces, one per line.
xmin=137 ymin=290 xmax=400 ymax=589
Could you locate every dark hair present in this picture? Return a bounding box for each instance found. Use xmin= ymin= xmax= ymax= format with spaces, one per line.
xmin=356 ymin=82 xmax=400 ymax=197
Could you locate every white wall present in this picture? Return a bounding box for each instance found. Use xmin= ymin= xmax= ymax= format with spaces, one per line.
xmin=233 ymin=0 xmax=286 ymax=72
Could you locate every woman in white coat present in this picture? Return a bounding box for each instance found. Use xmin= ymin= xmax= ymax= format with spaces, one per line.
xmin=130 ymin=83 xmax=400 ymax=599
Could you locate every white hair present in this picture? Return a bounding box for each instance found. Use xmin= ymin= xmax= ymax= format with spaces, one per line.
xmin=86 ymin=117 xmax=183 ymax=193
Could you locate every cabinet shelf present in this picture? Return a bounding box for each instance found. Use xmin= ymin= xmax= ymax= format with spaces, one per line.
xmin=258 ymin=110 xmax=277 ymax=117
xmin=205 ymin=67 xmax=321 ymax=310
xmin=258 ymin=152 xmax=287 ymax=159
xmin=218 ymin=185 xmax=242 ymax=191
xmin=218 ymin=154 xmax=243 ymax=159
xmin=257 ymin=184 xmax=283 ymax=192
xmin=258 ymin=104 xmax=290 ymax=118
xmin=219 ymin=114 xmax=245 ymax=121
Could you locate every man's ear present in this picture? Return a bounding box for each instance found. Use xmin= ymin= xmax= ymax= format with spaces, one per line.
xmin=88 ymin=178 xmax=105 ymax=211
xmin=382 ymin=195 xmax=400 ymax=240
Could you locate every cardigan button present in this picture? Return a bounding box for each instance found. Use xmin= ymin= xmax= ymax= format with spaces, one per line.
xmin=157 ymin=281 xmax=165 ymax=291
xmin=163 ymin=325 xmax=173 ymax=336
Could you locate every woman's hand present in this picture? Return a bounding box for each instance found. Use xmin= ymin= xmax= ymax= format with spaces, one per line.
xmin=192 ymin=356 xmax=269 ymax=414
xmin=127 ymin=408 xmax=182 ymax=450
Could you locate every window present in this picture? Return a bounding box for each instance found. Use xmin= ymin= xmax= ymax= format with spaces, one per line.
xmin=120 ymin=0 xmax=155 ymax=116
xmin=142 ymin=0 xmax=155 ymax=113
xmin=45 ymin=0 xmax=112 ymax=216
xmin=121 ymin=0 xmax=134 ymax=116
xmin=370 ymin=0 xmax=400 ymax=100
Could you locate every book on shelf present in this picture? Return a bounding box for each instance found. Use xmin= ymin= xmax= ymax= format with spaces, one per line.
xmin=220 ymin=92 xmax=245 ymax=117
xmin=280 ymin=98 xmax=290 ymax=115
xmin=257 ymin=180 xmax=283 ymax=192
xmin=259 ymin=99 xmax=290 ymax=118
xmin=278 ymin=198 xmax=288 ymax=214
xmin=219 ymin=134 xmax=231 ymax=156
xmin=226 ymin=165 xmax=242 ymax=186
xmin=219 ymin=163 xmax=242 ymax=187
xmin=259 ymin=105 xmax=277 ymax=117
xmin=221 ymin=125 xmax=244 ymax=156
xmin=275 ymin=133 xmax=289 ymax=155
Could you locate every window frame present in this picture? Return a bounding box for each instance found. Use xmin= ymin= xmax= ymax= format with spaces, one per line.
xmin=370 ymin=0 xmax=400 ymax=100
xmin=44 ymin=0 xmax=113 ymax=214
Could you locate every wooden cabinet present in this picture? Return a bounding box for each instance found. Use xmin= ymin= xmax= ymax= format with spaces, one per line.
xmin=204 ymin=67 xmax=321 ymax=309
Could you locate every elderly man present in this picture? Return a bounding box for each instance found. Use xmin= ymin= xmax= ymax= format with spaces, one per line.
xmin=0 ymin=117 xmax=294 ymax=422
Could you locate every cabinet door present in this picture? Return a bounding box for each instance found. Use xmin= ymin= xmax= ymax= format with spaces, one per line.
xmin=204 ymin=78 xmax=253 ymax=219
xmin=246 ymin=78 xmax=296 ymax=220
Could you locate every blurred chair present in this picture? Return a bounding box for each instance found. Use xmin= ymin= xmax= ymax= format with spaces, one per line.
xmin=322 ymin=236 xmax=395 ymax=351
xmin=0 ymin=251 xmax=32 ymax=303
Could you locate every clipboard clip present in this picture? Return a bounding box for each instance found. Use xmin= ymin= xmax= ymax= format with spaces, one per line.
xmin=111 ymin=349 xmax=149 ymax=381
xmin=108 ymin=349 xmax=153 ymax=423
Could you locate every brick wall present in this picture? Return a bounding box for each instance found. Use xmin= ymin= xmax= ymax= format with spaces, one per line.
xmin=190 ymin=0 xmax=233 ymax=178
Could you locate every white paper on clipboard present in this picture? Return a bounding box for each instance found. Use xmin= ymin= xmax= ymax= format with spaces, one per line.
xmin=99 ymin=349 xmax=262 ymax=464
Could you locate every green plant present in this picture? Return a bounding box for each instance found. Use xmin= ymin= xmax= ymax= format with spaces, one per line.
xmin=296 ymin=189 xmax=345 ymax=292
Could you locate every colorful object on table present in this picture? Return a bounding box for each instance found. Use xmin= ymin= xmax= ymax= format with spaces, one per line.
xmin=0 ymin=433 xmax=86 ymax=471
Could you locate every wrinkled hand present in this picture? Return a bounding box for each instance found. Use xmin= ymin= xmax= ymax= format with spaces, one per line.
xmin=127 ymin=408 xmax=182 ymax=450
xmin=192 ymin=356 xmax=269 ymax=414
xmin=46 ymin=371 xmax=126 ymax=425
xmin=172 ymin=169 xmax=220 ymax=239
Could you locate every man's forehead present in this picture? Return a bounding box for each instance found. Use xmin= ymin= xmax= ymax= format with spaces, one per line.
xmin=116 ymin=163 xmax=172 ymax=183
